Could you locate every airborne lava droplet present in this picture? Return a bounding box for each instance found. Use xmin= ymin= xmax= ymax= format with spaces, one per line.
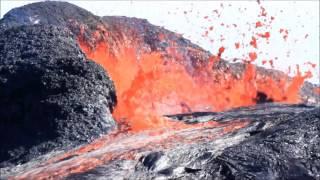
xmin=258 ymin=32 xmax=270 ymax=39
xmin=280 ymin=28 xmax=289 ymax=41
xmin=305 ymin=61 xmax=317 ymax=68
xmin=269 ymin=60 xmax=274 ymax=68
xmin=249 ymin=52 xmax=258 ymax=62
xmin=314 ymin=87 xmax=320 ymax=95
xmin=235 ymin=42 xmax=240 ymax=49
xmin=218 ymin=46 xmax=225 ymax=57
xmin=250 ymin=36 xmax=258 ymax=48
xmin=260 ymin=6 xmax=267 ymax=17
xmin=255 ymin=21 xmax=263 ymax=28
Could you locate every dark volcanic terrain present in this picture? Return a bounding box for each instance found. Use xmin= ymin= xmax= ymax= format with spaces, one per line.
xmin=0 ymin=25 xmax=116 ymax=167
xmin=68 ymin=104 xmax=319 ymax=180
xmin=0 ymin=1 xmax=319 ymax=179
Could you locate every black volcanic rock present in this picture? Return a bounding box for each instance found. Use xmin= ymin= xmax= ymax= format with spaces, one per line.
xmin=0 ymin=1 xmax=97 ymax=27
xmin=0 ymin=25 xmax=117 ymax=166
xmin=102 ymin=16 xmax=211 ymax=66
xmin=67 ymin=104 xmax=320 ymax=180
xmin=205 ymin=107 xmax=320 ymax=180
xmin=0 ymin=1 xmax=107 ymax=48
xmin=147 ymin=106 xmax=320 ymax=179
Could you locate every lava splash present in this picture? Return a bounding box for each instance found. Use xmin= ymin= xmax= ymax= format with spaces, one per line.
xmin=78 ymin=38 xmax=311 ymax=132
xmin=75 ymin=3 xmax=315 ymax=132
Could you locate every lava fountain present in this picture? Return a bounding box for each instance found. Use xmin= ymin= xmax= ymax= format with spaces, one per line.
xmin=78 ymin=37 xmax=311 ymax=132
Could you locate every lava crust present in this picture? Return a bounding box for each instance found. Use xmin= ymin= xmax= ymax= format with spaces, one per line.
xmin=68 ymin=104 xmax=320 ymax=179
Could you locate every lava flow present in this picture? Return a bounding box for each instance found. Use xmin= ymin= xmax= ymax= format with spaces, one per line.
xmin=14 ymin=120 xmax=249 ymax=179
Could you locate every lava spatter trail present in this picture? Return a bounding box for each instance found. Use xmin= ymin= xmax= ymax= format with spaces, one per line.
xmin=13 ymin=120 xmax=249 ymax=179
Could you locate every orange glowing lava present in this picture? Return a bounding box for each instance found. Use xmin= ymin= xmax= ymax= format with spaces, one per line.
xmin=314 ymin=87 xmax=320 ymax=95
xmin=78 ymin=36 xmax=310 ymax=132
xmin=74 ymin=3 xmax=315 ymax=133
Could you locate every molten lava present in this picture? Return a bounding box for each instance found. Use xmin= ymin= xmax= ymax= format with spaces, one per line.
xmin=74 ymin=2 xmax=317 ymax=133
xmin=78 ymin=36 xmax=310 ymax=132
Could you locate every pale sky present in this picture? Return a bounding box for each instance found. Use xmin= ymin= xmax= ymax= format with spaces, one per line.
xmin=1 ymin=1 xmax=319 ymax=84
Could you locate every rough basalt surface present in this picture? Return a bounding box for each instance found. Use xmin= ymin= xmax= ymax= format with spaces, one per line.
xmin=0 ymin=25 xmax=117 ymax=167
xmin=204 ymin=108 xmax=320 ymax=180
xmin=68 ymin=104 xmax=320 ymax=179
xmin=0 ymin=1 xmax=104 ymax=47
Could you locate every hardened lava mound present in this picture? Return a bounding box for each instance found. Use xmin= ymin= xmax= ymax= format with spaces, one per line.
xmin=0 ymin=25 xmax=117 ymax=167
